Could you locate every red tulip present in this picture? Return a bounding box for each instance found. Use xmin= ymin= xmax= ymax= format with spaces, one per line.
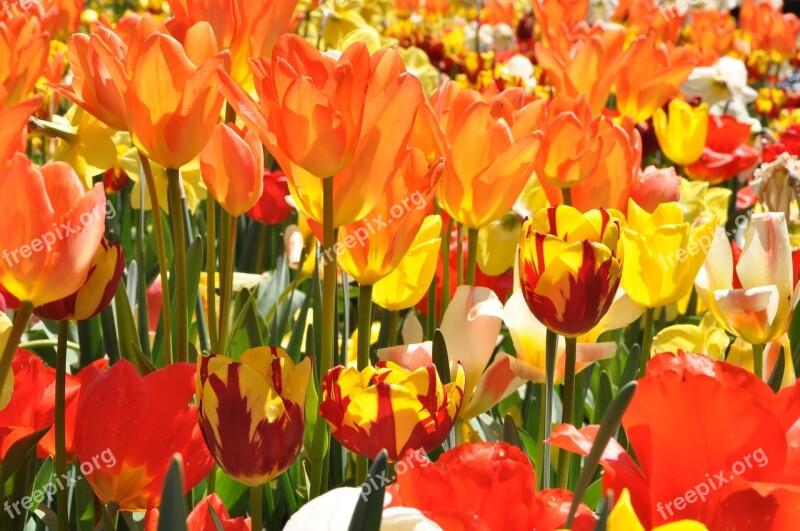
xmin=246 ymin=170 xmax=291 ymax=225
xmin=144 ymin=493 xmax=251 ymax=530
xmin=685 ymin=115 xmax=760 ymax=184
xmin=74 ymin=360 xmax=214 ymax=511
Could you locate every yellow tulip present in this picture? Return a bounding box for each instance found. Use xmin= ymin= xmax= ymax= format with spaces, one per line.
xmin=608 ymin=489 xmax=708 ymax=531
xmin=620 ymin=199 xmax=716 ymax=308
xmin=477 ymin=214 xmax=521 ymax=276
xmin=653 ymin=100 xmax=709 ymax=166
xmin=372 ymin=215 xmax=442 ymax=311
xmin=651 ymin=312 xmax=730 ymax=360
xmin=679 ymin=179 xmax=731 ymax=226
xmin=0 ymin=311 xmax=12 ymax=410
xmin=727 ymin=335 xmax=797 ymax=389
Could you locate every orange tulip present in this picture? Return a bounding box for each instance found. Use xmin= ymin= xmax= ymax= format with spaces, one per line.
xmin=740 ymin=0 xmax=800 ymax=63
xmin=0 ymin=154 xmax=106 ymax=306
xmin=334 ymin=150 xmax=442 ymax=286
xmin=220 ymin=36 xmax=425 ymax=228
xmin=627 ymin=0 xmax=685 ymax=44
xmin=126 ymin=31 xmax=229 ymax=169
xmin=200 ymin=123 xmax=264 ymax=216
xmin=531 ymin=0 xmax=589 ymax=34
xmin=431 ymin=80 xmax=542 ymax=229
xmin=616 ymin=34 xmax=697 ymax=124
xmin=689 ymin=9 xmax=735 ymax=59
xmin=0 ymin=95 xmax=41 ymax=168
xmin=0 ymin=16 xmax=49 ymax=107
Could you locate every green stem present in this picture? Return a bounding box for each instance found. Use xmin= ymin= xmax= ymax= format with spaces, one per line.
xmin=535 ymin=383 xmax=545 ymax=491
xmin=356 ymin=284 xmax=373 ymax=484
xmin=250 ymin=485 xmax=262 ymax=531
xmin=639 ymin=307 xmax=656 ymax=377
xmin=441 ymin=214 xmax=452 ymax=315
xmin=140 ymin=154 xmax=173 ymax=364
xmin=19 ymin=339 xmax=81 ymax=351
xmin=542 ymin=328 xmax=558 ymax=490
xmin=387 ymin=310 xmax=399 ymax=347
xmin=753 ymin=343 xmax=765 ymax=381
xmin=55 ymin=320 xmax=69 ymax=530
xmin=218 ymin=213 xmax=238 ymax=351
xmin=456 ymin=223 xmax=463 ymax=287
xmin=562 ymin=187 xmax=572 ymax=207
xmin=466 ymin=228 xmax=478 ymax=285
xmin=167 ymin=168 xmax=188 ymax=362
xmin=0 ymin=301 xmax=33 ymax=399
xmin=207 ymin=197 xmax=218 ymax=351
xmin=556 ymin=336 xmax=577 ymax=490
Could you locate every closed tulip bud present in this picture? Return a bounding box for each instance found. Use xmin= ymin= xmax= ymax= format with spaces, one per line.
xmin=518 ymin=206 xmax=622 ymax=337
xmin=320 ymin=361 xmax=465 ymax=461
xmin=200 ymin=123 xmax=264 ymax=216
xmin=197 ymin=347 xmax=312 ymax=487
xmin=35 ymin=239 xmax=124 ymax=321
xmin=653 ymin=100 xmax=709 ymax=166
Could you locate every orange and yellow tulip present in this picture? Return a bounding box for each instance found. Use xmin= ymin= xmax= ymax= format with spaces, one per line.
xmin=0 ymin=95 xmax=41 ymax=168
xmin=518 ymin=206 xmax=622 ymax=337
xmin=321 ymin=361 xmax=465 ymax=461
xmin=197 ymin=347 xmax=311 ymax=487
xmin=430 ymin=81 xmax=541 ymax=229
xmin=0 ymin=17 xmax=49 ymax=107
xmin=0 ymin=154 xmax=106 ymax=306
xmin=689 ymin=9 xmax=736 ymax=59
xmin=531 ymin=0 xmax=589 ymax=34
xmin=200 ymin=123 xmax=264 ymax=216
xmin=740 ymin=0 xmax=800 ymax=63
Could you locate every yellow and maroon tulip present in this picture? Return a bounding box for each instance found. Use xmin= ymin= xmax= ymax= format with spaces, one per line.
xmin=320 ymin=361 xmax=465 ymax=461
xmin=518 ymin=206 xmax=622 ymax=337
xmin=197 ymin=347 xmax=311 ymax=487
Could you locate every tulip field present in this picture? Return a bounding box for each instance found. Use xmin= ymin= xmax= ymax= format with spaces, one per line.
xmin=4 ymin=0 xmax=800 ymax=529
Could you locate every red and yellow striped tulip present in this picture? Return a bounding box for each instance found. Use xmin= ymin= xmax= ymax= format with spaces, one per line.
xmin=197 ymin=347 xmax=311 ymax=487
xmin=320 ymin=361 xmax=465 ymax=461
xmin=518 ymin=206 xmax=622 ymax=337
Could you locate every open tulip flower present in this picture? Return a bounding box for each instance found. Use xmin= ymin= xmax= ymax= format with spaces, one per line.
xmin=685 ymin=115 xmax=760 ymax=184
xmin=320 ymin=360 xmax=465 ymax=461
xmin=518 ymin=205 xmax=622 ymax=337
xmin=197 ymin=347 xmax=311 ymax=487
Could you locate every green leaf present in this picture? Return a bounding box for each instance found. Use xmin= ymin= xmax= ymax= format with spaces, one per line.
xmin=0 ymin=427 xmax=50 ymax=531
xmin=432 ymin=329 xmax=450 ymax=385
xmin=114 ymin=280 xmax=145 ymax=372
xmin=595 ymin=371 xmax=612 ymax=424
xmin=502 ymin=414 xmax=523 ymax=450
xmin=157 ymin=457 xmax=188 ymax=531
xmin=620 ymin=344 xmax=640 ymax=386
xmin=75 ymin=467 xmax=96 ymax=531
xmin=207 ymin=505 xmax=225 ymax=531
xmin=768 ymin=348 xmax=786 ymax=393
xmin=582 ymin=478 xmax=603 ymax=509
xmin=348 ymin=450 xmax=388 ymax=531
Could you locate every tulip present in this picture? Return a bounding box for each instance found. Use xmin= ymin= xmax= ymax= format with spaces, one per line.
xmin=609 ymin=489 xmax=708 ymax=531
xmin=620 ymin=199 xmax=716 ymax=309
xmin=126 ymin=32 xmax=228 ymax=169
xmin=372 ymin=215 xmax=442 ymax=311
xmin=653 ymin=100 xmax=709 ymax=165
xmin=679 ymin=179 xmax=731 ymax=226
xmin=246 ymin=170 xmax=291 ymax=225
xmin=74 ymin=360 xmax=214 ymax=511
xmin=616 ymin=34 xmax=696 ymax=124
xmin=549 ymin=352 xmax=800 ymax=529
xmin=431 ymin=80 xmax=542 ymax=230
xmin=651 ymin=312 xmax=730 ymax=361
xmin=0 ymin=17 xmax=49 ymax=107
xmin=320 ymin=360 xmax=465 ymax=461
xmin=630 ymin=165 xmax=680 ymax=213
xmin=627 ymin=0 xmax=686 ymax=43
xmin=0 ymin=95 xmax=41 ymax=169
xmin=196 ymin=347 xmax=311 ymax=487
xmin=518 ymin=206 xmax=622 ymax=337
xmin=696 ymin=213 xmax=800 ymax=347
xmin=740 ymin=0 xmax=800 ymax=63
xmin=685 ymin=115 xmax=760 ymax=184
xmin=531 ymin=0 xmax=589 ymax=33
xmin=49 ymin=106 xmax=118 ymax=190
xmin=726 ymin=335 xmax=797 ymax=389
xmin=200 ymin=123 xmax=264 ymax=217
xmin=387 ymin=442 xmax=597 ymax=529
xmin=689 ymin=9 xmax=735 ymax=58
xmin=145 ymin=493 xmax=251 ymax=531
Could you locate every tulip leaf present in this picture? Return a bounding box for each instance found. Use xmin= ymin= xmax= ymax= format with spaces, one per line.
xmin=768 ymin=349 xmax=785 ymax=392
xmin=0 ymin=426 xmax=50 ymax=531
xmin=594 ymin=492 xmax=613 ymax=531
xmin=75 ymin=468 xmax=96 ymax=531
xmin=131 ymin=341 xmax=157 ymax=375
xmin=158 ymin=457 xmax=188 ymax=531
xmin=114 ymin=280 xmax=146 ymax=373
xmin=207 ymin=505 xmax=225 ymax=531
xmin=595 ymin=371 xmax=613 ymax=424
xmin=502 ymin=414 xmax=523 ymax=451
xmin=348 ymin=449 xmax=388 ymax=531
xmin=620 ymin=344 xmax=641 ymax=386
xmin=432 ymin=329 xmax=450 ymax=385
xmin=30 ymin=456 xmax=53 ymax=505
xmin=286 ymin=287 xmax=312 ymax=363
xmin=185 ymin=236 xmax=205 ymax=347
xmin=565 ymin=381 xmax=637 ymax=528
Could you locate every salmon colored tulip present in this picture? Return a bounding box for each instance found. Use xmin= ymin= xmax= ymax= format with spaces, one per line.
xmin=685 ymin=115 xmax=760 ymax=184
xmin=334 ymin=151 xmax=441 ymax=285
xmin=616 ymin=34 xmax=696 ymax=124
xmin=653 ymin=100 xmax=709 ymax=166
xmin=372 ymin=215 xmax=442 ymax=311
xmin=197 ymin=347 xmax=311 ymax=487
xmin=630 ymin=165 xmax=681 ymax=213
xmin=220 ymin=36 xmax=425 ymax=228
xmin=431 ymin=81 xmax=542 ymax=229
xmin=145 ymin=493 xmax=251 ymax=531
xmin=34 ymin=239 xmax=124 ymax=321
xmin=0 ymin=154 xmax=106 ymax=306
xmin=200 ymin=123 xmax=263 ymax=216
xmin=696 ymin=213 xmax=800 ymax=346
xmin=518 ymin=206 xmax=622 ymax=337
xmin=0 ymin=17 xmax=49 ymax=107
xmin=320 ymin=360 xmax=465 ymax=461
xmin=75 ymin=360 xmax=214 ymax=511
xmin=689 ymin=9 xmax=735 ymax=59
xmin=126 ymin=32 xmax=228 ymax=169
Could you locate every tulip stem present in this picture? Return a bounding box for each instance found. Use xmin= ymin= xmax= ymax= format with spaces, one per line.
xmin=466 ymin=228 xmax=478 ymax=285
xmin=562 ymin=187 xmax=572 ymax=207
xmin=0 ymin=301 xmax=33 ymax=399
xmin=456 ymin=223 xmax=463 ymax=287
xmin=387 ymin=310 xmax=399 ymax=346
xmin=542 ymin=328 xmax=558 ymax=490
xmin=140 ymin=154 xmax=173 ymax=364
xmin=207 ymin=198 xmax=218 ymax=351
xmin=167 ymin=168 xmax=189 ymax=362
xmin=441 ymin=214 xmax=452 ymax=315
xmin=556 ymin=336 xmax=577 ymax=490
xmin=639 ymin=307 xmax=656 ymax=377
xmin=356 ymin=284 xmax=374 ymax=485
xmin=752 ymin=343 xmax=765 ymax=381
xmin=250 ymin=485 xmax=263 ymax=531
xmin=218 ymin=212 xmax=238 ymax=351
xmin=55 ymin=320 xmax=69 ymax=531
